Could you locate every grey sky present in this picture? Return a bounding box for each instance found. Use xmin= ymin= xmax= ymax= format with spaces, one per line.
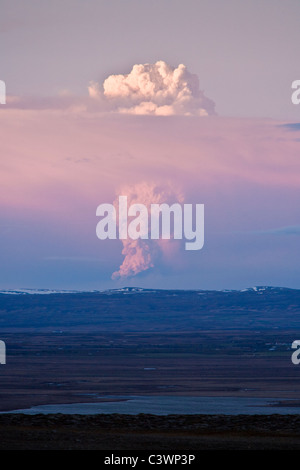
xmin=1 ymin=0 xmax=300 ymax=119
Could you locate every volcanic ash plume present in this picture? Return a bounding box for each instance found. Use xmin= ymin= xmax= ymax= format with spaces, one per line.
xmin=112 ymin=182 xmax=184 ymax=279
xmin=89 ymin=61 xmax=215 ymax=116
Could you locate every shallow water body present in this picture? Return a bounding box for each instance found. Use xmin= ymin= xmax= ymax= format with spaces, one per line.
xmin=4 ymin=395 xmax=300 ymax=415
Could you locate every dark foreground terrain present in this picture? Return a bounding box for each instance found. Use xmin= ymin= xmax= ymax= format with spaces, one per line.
xmin=0 ymin=330 xmax=300 ymax=412
xmin=0 ymin=287 xmax=300 ymax=450
xmin=1 ymin=413 xmax=300 ymax=450
xmin=0 ymin=329 xmax=300 ymax=450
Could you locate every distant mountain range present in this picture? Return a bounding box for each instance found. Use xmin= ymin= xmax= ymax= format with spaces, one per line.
xmin=0 ymin=285 xmax=297 ymax=295
xmin=0 ymin=286 xmax=299 ymax=331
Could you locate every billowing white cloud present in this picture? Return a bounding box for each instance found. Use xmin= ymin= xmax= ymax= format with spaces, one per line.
xmin=89 ymin=60 xmax=216 ymax=116
xmin=112 ymin=181 xmax=184 ymax=279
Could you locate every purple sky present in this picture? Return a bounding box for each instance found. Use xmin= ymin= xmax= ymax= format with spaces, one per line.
xmin=0 ymin=1 xmax=300 ymax=290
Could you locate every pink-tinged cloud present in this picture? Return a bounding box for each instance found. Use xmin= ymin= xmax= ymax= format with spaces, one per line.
xmin=89 ymin=61 xmax=216 ymax=116
xmin=4 ymin=61 xmax=216 ymax=117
